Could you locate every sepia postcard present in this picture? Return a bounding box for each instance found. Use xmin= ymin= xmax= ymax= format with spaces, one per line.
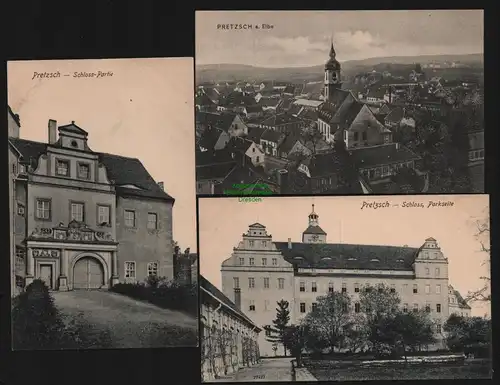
xmin=198 ymin=194 xmax=491 ymax=382
xmin=7 ymin=58 xmax=198 ymax=350
xmin=195 ymin=10 xmax=484 ymax=196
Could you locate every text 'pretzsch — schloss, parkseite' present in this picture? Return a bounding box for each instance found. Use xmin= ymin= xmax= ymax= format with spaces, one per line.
xmin=360 ymin=200 xmax=455 ymax=210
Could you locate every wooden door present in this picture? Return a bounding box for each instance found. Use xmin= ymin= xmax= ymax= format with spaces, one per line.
xmin=73 ymin=257 xmax=104 ymax=289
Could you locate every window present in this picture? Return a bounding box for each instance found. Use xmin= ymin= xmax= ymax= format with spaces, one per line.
xmin=70 ymin=202 xmax=85 ymax=222
xmin=425 ymin=267 xmax=430 ymax=275
xmin=312 ymin=303 xmax=317 ymax=312
xmin=436 ymin=324 xmax=442 ymax=334
xmin=248 ymin=277 xmax=255 ymax=289
xmin=278 ymin=278 xmax=284 ymax=290
xmin=249 ymin=257 xmax=255 ymax=266
xmin=249 ymin=300 xmax=255 ymax=311
xmin=312 ymin=282 xmax=317 ymax=292
xmin=249 ymin=240 xmax=254 ymax=247
xmin=233 ymin=277 xmax=240 ymax=288
xmin=390 ymin=284 xmax=396 ymax=293
xmin=239 ymin=257 xmax=244 ymax=265
xmin=272 ymin=258 xmax=277 ymax=266
xmin=300 ymin=282 xmax=305 ymax=292
xmin=403 ymin=303 xmax=408 ymax=313
xmin=97 ymin=205 xmax=110 ymax=225
xmin=147 ymin=262 xmax=158 ymax=276
xmin=436 ymin=284 xmax=441 ymax=294
xmin=124 ymin=210 xmax=136 ymax=227
xmin=256 ymin=156 xmax=260 ymax=162
xmin=354 ymin=283 xmax=359 ymax=293
xmin=125 ymin=261 xmax=136 ymax=278
xmin=425 ymin=284 xmax=431 ymax=294
xmin=262 ymin=258 xmax=267 ymax=266
xmin=147 ymin=213 xmax=158 ymax=230
xmin=262 ymin=241 xmax=267 ymax=247
xmin=362 ymin=132 xmax=367 ymax=141
xmin=264 ymin=277 xmax=270 ymax=289
xmin=56 ymin=159 xmax=69 ymax=176
xmin=78 ymin=163 xmax=90 ymax=179
xmin=36 ymin=199 xmax=51 ymax=220
xmin=342 ymin=283 xmax=347 ymax=293
xmin=436 ymin=304 xmax=441 ymax=313
xmin=355 ymin=302 xmax=361 ymax=313
xmin=413 ymin=303 xmax=418 ymax=312
xmin=300 ymin=303 xmax=306 ymax=313
xmin=413 ymin=284 xmax=418 ymax=294
xmin=435 ymin=267 xmax=440 ymax=277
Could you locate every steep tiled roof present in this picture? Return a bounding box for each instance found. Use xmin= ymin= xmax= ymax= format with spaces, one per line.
xmin=258 ymin=97 xmax=281 ymax=108
xmin=9 ymin=137 xmax=174 ymax=202
xmin=200 ymin=275 xmax=260 ymax=330
xmin=197 ymin=127 xmax=225 ymax=151
xmin=59 ymin=122 xmax=88 ymax=135
xmin=452 ymin=288 xmax=472 ymax=310
xmin=260 ymin=113 xmax=302 ymax=127
xmin=261 ymin=128 xmax=283 ymax=143
xmin=331 ymin=101 xmax=363 ymax=125
xmin=274 ymin=242 xmax=419 ymax=270
xmin=197 ymin=162 xmax=236 ymax=180
xmin=246 ymin=126 xmax=266 ymax=143
xmin=297 ymin=108 xmax=318 ymax=121
xmin=196 ymin=111 xmax=235 ymax=132
xmin=278 ymin=134 xmax=302 ymax=154
xmin=303 ymin=152 xmax=343 ymax=178
xmin=351 ymin=143 xmax=421 ymax=169
xmin=226 ymin=137 xmax=253 ymax=153
xmin=196 ymin=93 xmax=215 ymax=106
xmin=303 ymin=225 xmax=327 ymax=235
xmin=245 ymin=105 xmax=263 ymax=114
xmin=385 ymin=106 xmax=405 ymax=123
xmin=213 ymin=163 xmax=276 ymax=194
xmin=8 ymin=105 xmax=21 ymax=126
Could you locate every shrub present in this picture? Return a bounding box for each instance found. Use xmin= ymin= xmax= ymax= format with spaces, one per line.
xmin=110 ymin=279 xmax=198 ymax=316
xmin=12 ymin=279 xmax=115 ymax=350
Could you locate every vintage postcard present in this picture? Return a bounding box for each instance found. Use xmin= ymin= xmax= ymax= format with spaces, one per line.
xmin=198 ymin=194 xmax=491 ymax=382
xmin=195 ymin=10 xmax=484 ymax=196
xmin=7 ymin=58 xmax=198 ymax=350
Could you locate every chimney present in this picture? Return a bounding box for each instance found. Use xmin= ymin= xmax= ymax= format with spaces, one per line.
xmin=278 ymin=169 xmax=289 ymax=194
xmin=288 ymin=238 xmax=292 ymax=249
xmin=48 ymin=119 xmax=57 ymax=144
xmin=158 ymin=181 xmax=164 ymax=190
xmin=234 ymin=288 xmax=241 ymax=309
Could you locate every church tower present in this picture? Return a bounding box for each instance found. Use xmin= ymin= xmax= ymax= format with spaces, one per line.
xmin=324 ymin=39 xmax=342 ymax=102
xmin=302 ymin=204 xmax=327 ymax=243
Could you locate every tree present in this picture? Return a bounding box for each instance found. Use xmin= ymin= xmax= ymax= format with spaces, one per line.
xmin=301 ymin=123 xmax=324 ymax=156
xmin=302 ymin=291 xmax=352 ymax=353
xmin=466 ymin=213 xmax=491 ymax=303
xmin=343 ymin=315 xmax=368 ymax=354
xmin=358 ymin=284 xmax=401 ymax=354
xmin=264 ymin=299 xmax=291 ymax=356
xmin=444 ymin=314 xmax=491 ymax=353
xmin=283 ymin=324 xmax=308 ymax=367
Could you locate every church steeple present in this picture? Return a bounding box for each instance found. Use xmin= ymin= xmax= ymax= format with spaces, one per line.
xmin=302 ymin=204 xmax=327 ymax=244
xmin=324 ymin=37 xmax=342 ymax=102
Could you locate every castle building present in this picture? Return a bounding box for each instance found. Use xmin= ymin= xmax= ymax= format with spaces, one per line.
xmin=220 ymin=205 xmax=468 ymax=357
xmin=8 ymin=108 xmax=175 ymax=294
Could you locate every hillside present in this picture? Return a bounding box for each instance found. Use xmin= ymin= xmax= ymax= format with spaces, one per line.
xmin=196 ymin=53 xmax=483 ymax=83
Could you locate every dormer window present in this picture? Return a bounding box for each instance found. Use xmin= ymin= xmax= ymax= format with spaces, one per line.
xmin=78 ymin=163 xmax=90 ymax=180
xmin=56 ymin=159 xmax=69 ymax=176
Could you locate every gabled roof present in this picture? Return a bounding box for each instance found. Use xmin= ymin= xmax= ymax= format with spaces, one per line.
xmin=196 ymin=149 xmax=235 ymax=166
xmin=225 ymin=137 xmax=254 ymax=153
xmin=261 ymin=128 xmax=283 ymax=143
xmin=274 ymin=242 xmax=419 ymax=271
xmin=9 ymin=137 xmax=174 ymax=202
xmin=249 ymin=223 xmax=265 ymax=228
xmin=197 ymin=127 xmax=225 ymax=150
xmin=8 ymin=105 xmax=21 ymax=126
xmin=246 ymin=126 xmax=266 ymax=143
xmin=260 ymin=113 xmax=302 ymax=127
xmin=200 ymin=275 xmax=261 ymax=330
xmin=278 ymin=133 xmax=302 ymax=154
xmin=385 ymin=106 xmax=405 ymax=123
xmin=196 ymin=111 xmax=236 ymax=132
xmin=195 ymin=93 xmax=215 ymax=106
xmin=303 ymin=225 xmax=327 ymax=235
xmin=245 ymin=105 xmax=263 ymax=113
xmin=58 ymin=122 xmax=88 ymax=136
xmin=258 ymin=97 xmax=281 ymax=107
xmin=302 ymin=152 xmax=343 ymax=178
xmin=351 ymin=143 xmax=421 ymax=169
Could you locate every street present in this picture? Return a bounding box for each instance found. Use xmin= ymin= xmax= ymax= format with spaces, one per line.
xmin=52 ymin=290 xmax=198 ymax=348
xmin=214 ymin=357 xmax=294 ymax=382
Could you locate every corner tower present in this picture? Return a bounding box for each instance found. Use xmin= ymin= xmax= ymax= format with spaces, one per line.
xmin=324 ymin=38 xmax=342 ymax=102
xmin=302 ymin=204 xmax=327 ymax=243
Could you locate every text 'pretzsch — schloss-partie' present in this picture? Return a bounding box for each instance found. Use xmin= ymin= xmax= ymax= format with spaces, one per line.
xmin=360 ymin=200 xmax=455 ymax=210
xmin=32 ymin=71 xmax=114 ymax=80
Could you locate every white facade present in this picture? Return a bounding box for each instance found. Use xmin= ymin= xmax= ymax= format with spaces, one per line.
xmin=221 ymin=206 xmax=465 ymax=357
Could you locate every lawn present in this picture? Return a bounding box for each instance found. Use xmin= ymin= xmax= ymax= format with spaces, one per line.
xmin=304 ymin=359 xmax=492 ymax=381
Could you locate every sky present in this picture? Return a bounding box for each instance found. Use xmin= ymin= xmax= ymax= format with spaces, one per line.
xmin=8 ymin=58 xmax=197 ymax=252
xmin=196 ymin=10 xmax=484 ymax=67
xmin=199 ymin=195 xmax=490 ymax=317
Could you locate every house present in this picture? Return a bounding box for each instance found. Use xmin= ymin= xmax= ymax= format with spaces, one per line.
xmin=296 ymin=151 xmax=345 ymax=193
xmin=242 ymin=105 xmax=264 ymax=119
xmin=384 ymin=106 xmax=405 ymax=128
xmin=197 ymin=126 xmax=230 ymax=152
xmin=226 ymin=137 xmax=265 ymax=167
xmin=196 ymin=111 xmax=248 ymax=137
xmin=277 ymin=134 xmax=311 ymax=159
xmin=259 ymin=113 xmax=306 ymax=135
xmin=195 ymin=150 xmax=238 ymax=194
xmin=317 ymin=90 xmax=355 ymax=143
xmin=195 ymin=92 xmax=217 ymax=112
xmin=260 ymin=129 xmax=284 ymax=157
xmin=200 ymin=275 xmax=261 ymax=382
xmin=257 ymin=96 xmax=281 ymax=112
xmin=365 ymin=88 xmax=386 ymax=104
xmin=293 ymin=98 xmax=323 ymax=110
xmin=8 ymin=117 xmax=176 ymax=293
xmin=342 ymin=104 xmax=393 ymax=149
xmin=299 ymin=81 xmax=324 ymax=99
xmin=448 ymin=285 xmax=472 ymax=317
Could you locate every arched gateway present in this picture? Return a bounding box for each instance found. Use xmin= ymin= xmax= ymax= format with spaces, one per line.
xmin=73 ymin=255 xmax=105 ymax=289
